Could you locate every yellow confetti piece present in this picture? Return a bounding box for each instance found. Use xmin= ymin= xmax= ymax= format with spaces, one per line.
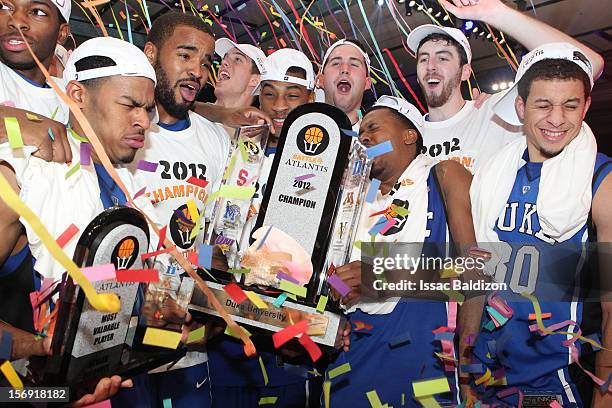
xmin=474 ymin=368 xmax=492 ymax=386
xmin=218 ymin=185 xmax=256 ymax=200
xmin=186 ymin=326 xmax=205 ymax=344
xmin=142 ymin=327 xmax=182 ymax=349
xmin=440 ymin=267 xmax=459 ymax=278
xmin=0 ymin=361 xmax=23 ymax=389
xmin=258 ymin=356 xmax=269 ymax=385
xmin=316 ymin=295 xmax=328 ymax=313
xmin=246 ymin=291 xmax=268 ymax=309
xmin=258 ymin=397 xmax=278 ymax=405
xmin=0 ymin=172 xmax=119 ymax=313
xmin=225 ymin=324 xmax=252 ymax=339
xmin=4 ymin=117 xmax=23 ymax=149
xmin=189 ymin=217 xmax=202 ymax=241
xmin=323 ymin=380 xmax=331 ymax=408
xmin=366 ymin=390 xmax=384 ymax=408
xmin=328 ymin=362 xmax=351 ymax=379
xmin=238 ymin=137 xmax=249 ymax=163
xmin=415 ymin=396 xmax=442 ymax=408
xmin=279 ymin=279 xmax=306 ymax=298
xmin=186 ymin=199 xmax=200 ymax=222
xmin=412 ymin=377 xmax=450 ymax=398
xmin=434 ymin=352 xmax=457 ymax=363
xmin=25 ymin=113 xmax=42 ymax=122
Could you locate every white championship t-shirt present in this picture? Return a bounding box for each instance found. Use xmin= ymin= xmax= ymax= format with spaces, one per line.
xmin=0 ymin=60 xmax=68 ymax=123
xmin=422 ymin=93 xmax=520 ymax=173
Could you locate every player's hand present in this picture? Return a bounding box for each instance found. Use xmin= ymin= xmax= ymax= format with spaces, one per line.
xmin=0 ymin=106 xmax=71 ymax=163
xmin=341 ymin=321 xmax=351 ymax=352
xmin=11 ymin=335 xmax=52 ymax=359
xmin=331 ymin=261 xmax=362 ymax=305
xmin=221 ymin=106 xmax=275 ymax=134
xmin=68 ymin=376 xmax=133 ymax=407
xmin=439 ymin=0 xmax=507 ymax=22
xmin=472 ymin=88 xmax=492 ymax=109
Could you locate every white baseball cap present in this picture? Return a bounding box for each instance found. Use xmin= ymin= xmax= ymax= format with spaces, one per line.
xmin=215 ymin=38 xmax=266 ymax=74
xmin=63 ymin=37 xmax=156 ymax=86
xmin=51 ymin=0 xmax=71 ymax=23
xmin=493 ymin=42 xmax=595 ymax=126
xmin=407 ymin=24 xmax=472 ymax=64
xmin=372 ymin=95 xmax=424 ymax=135
xmin=54 ymin=44 xmax=69 ymax=68
xmin=321 ymin=39 xmax=370 ymax=73
xmin=253 ymin=48 xmax=315 ymax=95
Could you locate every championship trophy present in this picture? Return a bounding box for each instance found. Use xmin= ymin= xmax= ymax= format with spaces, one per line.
xmin=190 ymin=103 xmax=371 ymax=351
xmin=29 ymin=207 xmax=186 ymax=397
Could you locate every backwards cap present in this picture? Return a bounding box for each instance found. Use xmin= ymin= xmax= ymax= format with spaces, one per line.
xmin=321 ymin=39 xmax=371 ymax=72
xmin=215 ymin=38 xmax=266 ymax=74
xmin=51 ymin=0 xmax=71 ymax=23
xmin=372 ymin=95 xmax=424 ymax=135
xmin=253 ymin=48 xmax=315 ymax=95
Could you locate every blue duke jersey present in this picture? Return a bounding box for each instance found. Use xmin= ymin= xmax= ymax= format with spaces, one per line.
xmin=473 ymin=151 xmax=611 ymax=406
xmin=326 ymin=169 xmax=459 ymax=407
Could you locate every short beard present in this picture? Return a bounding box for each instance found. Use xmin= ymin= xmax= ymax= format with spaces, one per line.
xmin=0 ymin=57 xmax=37 ymax=71
xmin=154 ymin=61 xmax=193 ymax=119
xmin=422 ymin=70 xmax=462 ymax=108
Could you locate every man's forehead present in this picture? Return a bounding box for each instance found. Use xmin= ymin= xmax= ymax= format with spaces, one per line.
xmin=418 ymin=38 xmax=459 ymax=55
xmin=328 ymin=44 xmax=366 ymax=62
xmin=262 ymin=80 xmax=308 ymax=91
xmin=226 ymin=47 xmax=250 ymax=60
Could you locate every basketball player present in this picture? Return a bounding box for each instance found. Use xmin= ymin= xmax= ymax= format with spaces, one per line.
xmin=316 ymin=38 xmax=371 ymax=130
xmin=206 ymin=47 xmax=317 ymax=408
xmin=406 ymin=0 xmax=604 ymax=174
xmin=470 ymin=43 xmax=611 ymax=406
xmin=0 ymin=36 xmax=158 ymax=405
xmin=325 ymin=95 xmax=481 ymax=406
xmin=213 ymin=38 xmax=265 ymax=137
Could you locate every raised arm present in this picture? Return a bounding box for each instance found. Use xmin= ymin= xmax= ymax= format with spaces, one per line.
xmin=440 ymin=0 xmax=605 ymax=80
xmin=192 ymin=102 xmax=275 ymax=133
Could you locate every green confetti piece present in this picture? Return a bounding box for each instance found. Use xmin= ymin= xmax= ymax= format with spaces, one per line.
xmin=228 ymin=268 xmax=250 ymax=274
xmin=162 ymin=398 xmax=172 ymax=408
xmin=316 ymin=295 xmax=328 ymax=314
xmin=4 ymin=117 xmax=23 ymax=149
xmin=50 ymin=106 xmax=59 ymax=120
xmin=279 ymin=279 xmax=306 ymax=298
xmin=68 ymin=127 xmax=88 ymax=143
xmin=366 ymin=390 xmax=384 ymax=408
xmin=328 ymin=362 xmax=351 ymax=379
xmin=238 ymin=137 xmax=249 ymax=163
xmin=199 ymin=267 xmax=218 ymax=282
xmin=186 ymin=326 xmax=205 ymax=344
xmin=258 ymin=396 xmax=278 ymax=405
xmin=225 ymin=325 xmax=251 ymax=339
xmin=393 ymin=206 xmax=409 ymax=217
xmin=223 ymin=154 xmax=237 ymax=180
xmin=65 ymin=162 xmax=81 ymax=179
xmin=218 ymin=185 xmax=256 ymax=200
xmin=189 ymin=217 xmax=202 ymax=240
xmin=443 ymin=290 xmax=465 ymax=303
xmin=285 ymin=292 xmax=297 ymax=301
xmin=258 ymin=356 xmax=268 ymax=385
xmin=47 ymin=128 xmax=55 ymax=141
xmin=402 ymin=393 xmax=405 ymax=406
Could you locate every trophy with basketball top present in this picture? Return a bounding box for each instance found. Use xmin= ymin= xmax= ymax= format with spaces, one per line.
xmin=190 ymin=103 xmax=370 ymax=351
xmin=29 ymin=207 xmax=185 ymax=397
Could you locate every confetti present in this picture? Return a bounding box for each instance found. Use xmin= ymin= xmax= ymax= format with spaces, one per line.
xmin=142 ymin=327 xmax=182 ymax=349
xmin=4 ymin=117 xmax=23 ymax=149
xmin=327 ymin=274 xmax=351 ymax=297
xmin=137 ymin=160 xmax=158 ymax=172
xmin=296 ymin=186 xmax=316 ymax=195
xmin=0 ymin=360 xmax=23 ymax=389
xmin=272 ymin=320 xmax=308 ymax=348
xmin=294 ymin=173 xmax=315 ymax=181
xmin=328 ymin=362 xmax=351 ymax=379
xmin=198 ymin=243 xmax=213 ymax=269
xmin=0 ymin=100 xmax=15 ymax=107
xmin=0 ymin=331 xmax=13 ymax=360
xmin=224 ymin=282 xmax=248 ymax=304
xmin=224 ymin=325 xmax=251 ymax=338
xmin=258 ymin=356 xmax=269 ymax=385
xmin=366 ymin=390 xmax=384 ymax=408
xmin=246 ymin=291 xmax=268 ymax=309
xmin=486 ymin=306 xmax=509 ymax=327
xmin=276 ymin=271 xmax=298 ymax=284
xmin=353 ymin=321 xmax=373 ymax=331
xmin=323 ymin=380 xmax=331 ymax=408
xmin=273 ymin=293 xmax=288 ymax=307
xmin=365 ymin=140 xmax=393 ymax=159
xmin=368 ymin=217 xmax=388 ymax=236
xmin=47 ymin=128 xmax=55 ymax=141
xmin=460 ymin=364 xmax=484 ymax=374
xmin=341 ymin=128 xmax=359 ymax=137
xmin=316 ymin=295 xmax=328 ymax=313
xmin=279 ymin=279 xmax=307 ymax=298
xmin=379 ymin=218 xmax=397 ymax=235
xmin=298 ymin=334 xmax=322 ymax=362
xmin=366 ymin=178 xmax=381 ymax=203
xmin=65 ymin=162 xmax=81 ymax=179
xmin=141 ymin=245 xmax=176 ymax=261
xmin=115 ymin=269 xmax=159 ymax=283
xmin=163 ymin=399 xmax=172 ymax=408
xmin=80 ymin=142 xmax=92 ymax=166
xmin=134 ymin=186 xmax=147 ymax=199
xmin=434 ymin=332 xmax=454 ymax=342
xmin=218 ymin=185 xmax=256 ymax=200
xmin=257 ymin=225 xmax=273 ymax=250
xmin=186 ymin=176 xmax=209 ymax=188
xmin=25 ymin=113 xmax=41 ymax=122
xmin=412 ymin=377 xmax=450 ymax=398
xmin=55 ymin=223 xmax=79 ymax=248
xmin=258 ymin=397 xmax=278 ymax=405
xmin=388 ymin=331 xmax=411 ymax=348
xmin=82 ymin=264 xmax=116 ymax=282
xmin=186 ymin=199 xmax=200 ymax=222
xmin=549 ymin=402 xmax=563 ymax=408
xmin=187 ymin=326 xmax=206 ymax=344
xmin=528 ymin=312 xmax=551 ymax=320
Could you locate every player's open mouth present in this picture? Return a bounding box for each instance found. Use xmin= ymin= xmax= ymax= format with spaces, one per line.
xmin=272 ymin=118 xmax=285 ymax=128
xmin=336 ymin=80 xmax=352 ymax=94
xmin=425 ymin=77 xmax=442 ymax=89
xmin=218 ymin=70 xmax=230 ymax=81
xmin=179 ymin=82 xmax=200 ymax=102
xmin=1 ymin=36 xmax=30 ymax=52
xmin=540 ymin=128 xmax=568 ymax=142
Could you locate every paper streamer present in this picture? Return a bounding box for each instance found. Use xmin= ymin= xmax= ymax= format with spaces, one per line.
xmin=186 ymin=199 xmax=200 ymax=222
xmin=413 ymin=377 xmax=450 ymax=398
xmin=80 ymin=142 xmax=92 ymax=166
xmin=0 ymin=172 xmax=120 ymax=313
xmin=323 ymin=380 xmax=331 ymax=408
xmin=141 ymin=245 xmax=176 ymax=261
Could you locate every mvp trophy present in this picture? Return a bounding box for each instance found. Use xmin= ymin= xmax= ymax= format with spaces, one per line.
xmin=30 ymin=207 xmax=185 ymax=398
xmin=190 ymin=103 xmax=371 ymax=351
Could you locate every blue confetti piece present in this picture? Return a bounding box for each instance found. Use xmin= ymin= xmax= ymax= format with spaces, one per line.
xmin=341 ymin=128 xmax=359 ymax=137
xmin=368 ymin=217 xmax=387 ymax=236
xmin=198 ymin=244 xmax=213 ymax=270
xmin=257 ymin=225 xmax=273 ymax=250
xmin=273 ymin=293 xmax=288 ymax=308
xmin=460 ymin=363 xmax=484 ymax=374
xmin=366 ymin=140 xmax=393 ymax=159
xmin=388 ymin=331 xmax=411 ymax=348
xmin=0 ymin=331 xmax=13 ymax=360
xmin=365 ymin=179 xmax=381 ymax=203
xmin=434 ymin=331 xmax=455 ymax=342
xmin=47 ymin=128 xmax=55 ymax=141
xmin=163 ymin=399 xmax=172 ymax=408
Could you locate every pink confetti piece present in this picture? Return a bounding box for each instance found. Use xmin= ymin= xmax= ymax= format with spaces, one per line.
xmin=0 ymin=100 xmax=15 ymax=107
xmin=294 ymin=173 xmax=315 ymax=181
xmin=137 ymin=160 xmax=158 ymax=172
xmin=134 ymin=186 xmax=147 ymax=199
xmin=80 ymin=143 xmax=91 ymax=166
xmin=82 ymin=264 xmax=116 ymax=282
xmin=328 ymin=274 xmax=351 ymax=297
